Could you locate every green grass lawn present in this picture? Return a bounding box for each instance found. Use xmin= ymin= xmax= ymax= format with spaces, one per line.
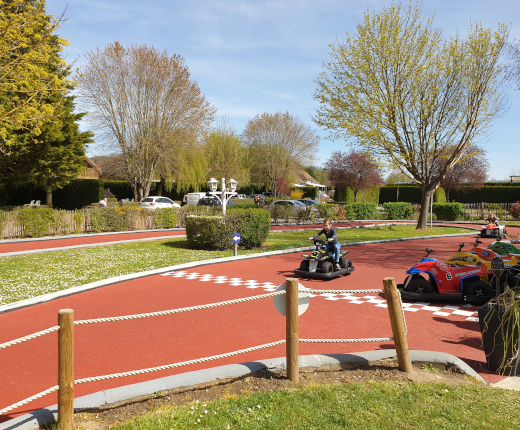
xmin=111 ymin=382 xmax=519 ymax=429
xmin=0 ymin=225 xmax=471 ymax=306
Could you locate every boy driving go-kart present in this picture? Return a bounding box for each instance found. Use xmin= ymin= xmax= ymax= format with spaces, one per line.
xmin=308 ymin=219 xmax=342 ymax=270
xmin=294 ymin=219 xmax=354 ymax=279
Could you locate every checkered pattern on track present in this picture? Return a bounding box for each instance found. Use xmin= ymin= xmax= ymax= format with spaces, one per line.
xmin=160 ymin=271 xmax=479 ymax=321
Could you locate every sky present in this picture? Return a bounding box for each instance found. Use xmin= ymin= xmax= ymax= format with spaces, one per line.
xmin=45 ymin=0 xmax=520 ymax=181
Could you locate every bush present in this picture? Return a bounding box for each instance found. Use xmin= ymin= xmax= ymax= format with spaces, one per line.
xmin=432 ymin=202 xmax=464 ymax=221
xmin=227 ymin=208 xmax=271 ymax=248
xmin=290 ymin=189 xmax=304 ymax=200
xmin=510 ymin=201 xmax=520 ymax=220
xmin=155 ymin=208 xmax=178 ymax=229
xmin=350 ymin=203 xmax=378 ymax=220
xmin=383 ymin=202 xmax=414 ymax=220
xmin=317 ymin=204 xmax=337 ymax=220
xmin=186 ymin=209 xmax=271 ymax=250
xmin=15 ymin=207 xmax=76 ymax=237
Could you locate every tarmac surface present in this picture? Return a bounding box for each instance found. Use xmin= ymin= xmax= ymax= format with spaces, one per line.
xmin=1 ymin=221 xmax=518 ymax=427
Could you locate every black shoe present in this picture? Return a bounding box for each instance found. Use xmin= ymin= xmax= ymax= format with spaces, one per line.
xmin=335 ymin=263 xmax=341 ymax=270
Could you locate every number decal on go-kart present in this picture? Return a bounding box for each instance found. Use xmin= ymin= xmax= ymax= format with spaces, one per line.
xmin=446 ymin=273 xmax=452 ymax=280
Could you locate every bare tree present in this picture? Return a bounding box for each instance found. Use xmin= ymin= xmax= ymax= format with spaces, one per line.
xmin=76 ymin=42 xmax=215 ymax=201
xmin=326 ymin=150 xmax=384 ymax=202
xmin=313 ymin=2 xmax=509 ymax=229
xmin=242 ymin=112 xmax=319 ymax=196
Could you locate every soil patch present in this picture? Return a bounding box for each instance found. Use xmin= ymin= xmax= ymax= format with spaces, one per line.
xmin=60 ymin=358 xmax=483 ymax=430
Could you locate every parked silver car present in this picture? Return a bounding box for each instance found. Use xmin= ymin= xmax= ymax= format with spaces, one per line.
xmin=139 ymin=196 xmax=180 ymax=209
xmin=270 ymin=200 xmax=307 ymax=211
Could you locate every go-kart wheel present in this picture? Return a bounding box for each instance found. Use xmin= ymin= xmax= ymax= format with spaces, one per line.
xmin=405 ymin=277 xmax=434 ymax=294
xmin=340 ymin=258 xmax=352 ymax=269
xmin=299 ymin=260 xmax=309 ymax=271
xmin=321 ymin=262 xmax=333 ymax=273
xmin=465 ymin=280 xmax=494 ymax=297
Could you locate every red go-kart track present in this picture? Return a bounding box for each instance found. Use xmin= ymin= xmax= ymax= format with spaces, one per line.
xmin=0 ymin=223 xmax=513 ymax=424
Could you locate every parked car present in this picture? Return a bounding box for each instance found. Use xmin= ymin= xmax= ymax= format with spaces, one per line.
xmin=183 ymin=192 xmax=208 ymax=206
xmin=139 ymin=196 xmax=180 ymax=209
xmin=197 ymin=197 xmax=236 ymax=207
xmin=270 ymin=200 xmax=307 ymax=211
xmin=249 ymin=194 xmax=265 ymax=199
xmin=317 ymin=193 xmax=331 ymax=200
xmin=298 ymin=199 xmax=321 ymax=206
xmin=230 ymin=194 xmax=248 ymax=199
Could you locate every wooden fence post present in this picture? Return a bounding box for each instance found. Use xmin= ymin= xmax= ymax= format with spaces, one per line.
xmin=58 ymin=309 xmax=74 ymax=430
xmin=286 ymin=278 xmax=299 ymax=383
xmin=383 ymin=277 xmax=413 ymax=374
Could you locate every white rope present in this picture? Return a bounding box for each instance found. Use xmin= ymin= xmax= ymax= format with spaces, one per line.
xmin=299 ymin=338 xmax=394 ymax=343
xmin=74 ymin=340 xmax=286 ymax=385
xmin=0 ymin=340 xmax=286 ymax=415
xmin=303 ymin=289 xmax=384 ymax=294
xmin=74 ymin=291 xmax=286 ymax=325
xmin=0 ymin=326 xmax=59 ymax=350
xmin=0 ymin=385 xmax=58 ymax=415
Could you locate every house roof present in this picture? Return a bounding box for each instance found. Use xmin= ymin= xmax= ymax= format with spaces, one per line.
xmin=295 ymin=170 xmax=326 ymax=188
xmin=83 ymin=156 xmax=102 ymax=174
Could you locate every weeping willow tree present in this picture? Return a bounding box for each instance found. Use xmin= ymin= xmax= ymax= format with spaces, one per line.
xmin=314 ymin=1 xmax=509 ymax=229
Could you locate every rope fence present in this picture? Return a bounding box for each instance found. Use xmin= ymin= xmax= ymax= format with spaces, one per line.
xmin=1 ymin=277 xmax=410 ymax=430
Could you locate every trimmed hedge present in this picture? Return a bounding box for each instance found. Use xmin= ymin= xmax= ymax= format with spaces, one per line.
xmin=333 ymin=187 xmax=380 ymax=203
xmin=350 ymin=203 xmax=378 ymax=220
xmin=186 ymin=209 xmax=271 ymax=250
xmin=53 ymin=179 xmax=104 ymax=209
xmin=383 ymin=202 xmax=414 ymax=220
xmin=379 ymin=186 xmax=446 ymax=204
xmin=449 ymin=186 xmax=520 ymax=203
xmin=432 ymin=202 xmax=464 ymax=221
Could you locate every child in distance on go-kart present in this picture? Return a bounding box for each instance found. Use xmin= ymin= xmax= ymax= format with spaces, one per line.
xmin=308 ymin=219 xmax=341 ymax=270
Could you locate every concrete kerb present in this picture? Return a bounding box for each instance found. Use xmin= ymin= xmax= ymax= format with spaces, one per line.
xmin=0 ymin=349 xmax=485 ymax=430
xmin=0 ymin=230 xmax=478 ymax=315
xmin=0 ymin=228 xmax=185 ymax=245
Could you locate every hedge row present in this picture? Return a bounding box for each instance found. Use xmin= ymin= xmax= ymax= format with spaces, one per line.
xmin=186 ymin=209 xmax=271 ymax=250
xmin=0 ymin=207 xmax=179 ymax=238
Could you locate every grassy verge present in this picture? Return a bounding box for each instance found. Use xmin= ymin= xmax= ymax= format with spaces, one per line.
xmin=0 ymin=225 xmax=470 ymax=306
xmin=109 ymin=382 xmax=519 ymax=429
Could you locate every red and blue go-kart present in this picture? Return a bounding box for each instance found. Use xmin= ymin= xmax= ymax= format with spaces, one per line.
xmin=398 ymin=247 xmax=496 ymax=304
xmin=294 ymin=239 xmax=354 ymax=280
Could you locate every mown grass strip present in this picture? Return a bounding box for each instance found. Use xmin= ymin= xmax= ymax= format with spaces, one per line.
xmin=0 ymin=225 xmax=470 ymax=306
xmin=110 ymin=382 xmax=520 ymax=429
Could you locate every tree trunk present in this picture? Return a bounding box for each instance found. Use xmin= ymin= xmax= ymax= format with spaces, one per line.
xmin=46 ymin=191 xmax=53 ymax=208
xmin=157 ymin=178 xmax=165 ymax=196
xmin=353 ymin=190 xmax=358 ymax=203
xmin=417 ymin=187 xmax=433 ymax=230
xmin=445 ymin=189 xmax=451 ymax=203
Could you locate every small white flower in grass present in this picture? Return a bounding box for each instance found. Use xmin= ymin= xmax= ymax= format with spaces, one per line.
xmin=445 ymin=389 xmax=449 ymax=393
xmin=204 ymin=410 xmax=208 ymax=414
xmin=197 ymin=418 xmax=200 ymax=422
xmin=257 ymin=405 xmax=261 ymax=408
xmin=190 ymin=406 xmax=194 ymax=410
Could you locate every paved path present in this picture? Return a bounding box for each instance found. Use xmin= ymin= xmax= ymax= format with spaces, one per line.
xmin=0 ymin=223 xmax=511 ymax=424
xmin=0 ymin=220 xmax=476 ymax=257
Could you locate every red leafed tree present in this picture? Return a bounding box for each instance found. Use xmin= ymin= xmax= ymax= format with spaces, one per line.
xmin=276 ymin=177 xmax=291 ymax=196
xmin=435 ymin=145 xmax=489 ymax=202
xmin=326 ymin=150 xmax=384 ymax=202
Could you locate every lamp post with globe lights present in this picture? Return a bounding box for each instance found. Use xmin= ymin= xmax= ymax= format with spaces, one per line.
xmin=207 ymin=177 xmax=238 ymax=216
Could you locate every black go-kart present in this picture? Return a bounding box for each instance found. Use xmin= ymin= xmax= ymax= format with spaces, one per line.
xmin=294 ymin=239 xmax=354 ymax=280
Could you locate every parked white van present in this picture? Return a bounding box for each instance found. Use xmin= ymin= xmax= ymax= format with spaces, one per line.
xmin=184 ymin=192 xmax=208 ymax=206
